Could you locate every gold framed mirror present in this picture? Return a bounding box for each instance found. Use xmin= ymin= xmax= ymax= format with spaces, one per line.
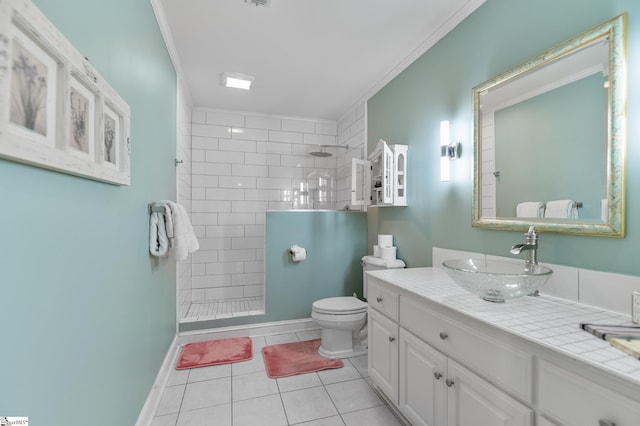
xmin=472 ymin=14 xmax=626 ymax=237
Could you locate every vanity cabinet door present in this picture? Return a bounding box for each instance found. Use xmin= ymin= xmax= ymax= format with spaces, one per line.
xmin=368 ymin=308 xmax=399 ymax=404
xmin=538 ymin=359 xmax=640 ymax=426
xmin=446 ymin=360 xmax=533 ymax=426
xmin=399 ymin=328 xmax=446 ymax=426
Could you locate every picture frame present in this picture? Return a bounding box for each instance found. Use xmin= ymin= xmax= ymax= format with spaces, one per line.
xmin=68 ymin=74 xmax=95 ymax=159
xmin=0 ymin=0 xmax=131 ymax=185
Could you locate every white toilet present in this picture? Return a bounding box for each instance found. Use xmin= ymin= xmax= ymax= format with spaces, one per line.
xmin=311 ymin=255 xmax=405 ymax=358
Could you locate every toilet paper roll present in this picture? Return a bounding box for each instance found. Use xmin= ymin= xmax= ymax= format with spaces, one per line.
xmin=373 ymin=245 xmax=380 ymax=257
xmin=378 ymin=234 xmax=393 ymax=247
xmin=289 ymin=245 xmax=307 ymax=262
xmin=379 ymin=246 xmax=397 ymax=260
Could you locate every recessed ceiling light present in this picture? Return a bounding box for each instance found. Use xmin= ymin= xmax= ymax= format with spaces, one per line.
xmin=221 ymin=72 xmax=254 ymax=90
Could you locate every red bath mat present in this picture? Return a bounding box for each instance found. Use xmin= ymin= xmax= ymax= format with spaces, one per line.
xmin=261 ymin=339 xmax=343 ymax=379
xmin=176 ymin=337 xmax=252 ymax=370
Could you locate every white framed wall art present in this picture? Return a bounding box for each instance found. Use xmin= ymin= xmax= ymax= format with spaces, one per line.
xmin=0 ymin=0 xmax=131 ymax=185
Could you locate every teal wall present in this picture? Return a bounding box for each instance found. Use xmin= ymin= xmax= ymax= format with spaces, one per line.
xmin=0 ymin=1 xmax=177 ymax=425
xmin=368 ymin=0 xmax=640 ymax=276
xmin=495 ymin=74 xmax=607 ymax=220
xmin=181 ymin=211 xmax=368 ymax=332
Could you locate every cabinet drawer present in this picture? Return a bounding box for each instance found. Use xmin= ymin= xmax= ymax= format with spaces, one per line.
xmin=400 ymin=297 xmax=532 ymax=403
xmin=539 ymin=360 xmax=640 ymax=426
xmin=368 ymin=278 xmax=399 ymax=321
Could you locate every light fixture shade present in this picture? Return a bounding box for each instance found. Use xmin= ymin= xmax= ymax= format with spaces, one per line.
xmin=440 ymin=121 xmax=450 ymax=182
xmin=221 ymin=72 xmax=254 ymax=90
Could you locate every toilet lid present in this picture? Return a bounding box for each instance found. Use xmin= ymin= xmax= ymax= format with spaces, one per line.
xmin=312 ymin=297 xmax=368 ymax=314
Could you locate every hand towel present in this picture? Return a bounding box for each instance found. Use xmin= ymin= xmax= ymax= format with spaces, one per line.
xmin=544 ymin=200 xmax=578 ymax=219
xmin=162 ymin=201 xmax=199 ymax=261
xmin=163 ymin=204 xmax=174 ymax=245
xmin=516 ymin=202 xmax=545 ymax=218
xmin=149 ymin=210 xmax=169 ymax=257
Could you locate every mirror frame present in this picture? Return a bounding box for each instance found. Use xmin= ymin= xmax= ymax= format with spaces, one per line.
xmin=472 ymin=13 xmax=627 ymax=237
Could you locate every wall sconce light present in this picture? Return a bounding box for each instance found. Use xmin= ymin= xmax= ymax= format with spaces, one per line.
xmin=440 ymin=120 xmax=459 ymax=182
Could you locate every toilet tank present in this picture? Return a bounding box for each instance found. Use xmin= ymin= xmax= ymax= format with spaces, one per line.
xmin=362 ymin=255 xmax=405 ymax=299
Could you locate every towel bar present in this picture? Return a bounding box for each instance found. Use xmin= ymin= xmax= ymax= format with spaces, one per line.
xmin=148 ymin=203 xmax=165 ymax=214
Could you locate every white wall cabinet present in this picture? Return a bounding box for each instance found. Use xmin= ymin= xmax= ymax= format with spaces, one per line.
xmin=366 ymin=271 xmax=640 ymax=426
xmin=352 ymin=139 xmax=407 ymax=207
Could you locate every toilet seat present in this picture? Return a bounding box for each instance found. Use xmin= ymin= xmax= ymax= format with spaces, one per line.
xmin=312 ymin=297 xmax=367 ymax=315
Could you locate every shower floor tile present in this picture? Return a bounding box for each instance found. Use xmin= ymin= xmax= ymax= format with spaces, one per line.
xmin=182 ymin=298 xmax=264 ymax=322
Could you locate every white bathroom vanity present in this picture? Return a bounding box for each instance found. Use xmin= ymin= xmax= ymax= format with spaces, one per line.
xmin=366 ymin=267 xmax=640 ymax=426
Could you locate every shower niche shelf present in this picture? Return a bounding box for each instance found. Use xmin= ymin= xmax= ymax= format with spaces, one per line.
xmin=352 ymin=139 xmax=407 ymax=208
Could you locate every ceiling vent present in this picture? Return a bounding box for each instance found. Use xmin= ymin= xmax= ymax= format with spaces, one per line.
xmin=245 ymin=0 xmax=270 ymax=7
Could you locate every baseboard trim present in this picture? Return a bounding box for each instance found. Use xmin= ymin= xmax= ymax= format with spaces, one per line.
xmin=178 ymin=317 xmax=318 ymax=345
xmin=371 ymin=383 xmax=411 ymax=426
xmin=135 ymin=334 xmax=180 ymax=426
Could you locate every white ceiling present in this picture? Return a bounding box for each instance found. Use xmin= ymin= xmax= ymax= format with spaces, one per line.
xmin=154 ymin=0 xmax=485 ymax=121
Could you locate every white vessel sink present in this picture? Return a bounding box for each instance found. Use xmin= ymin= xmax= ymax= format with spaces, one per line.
xmin=442 ymin=259 xmax=553 ymax=303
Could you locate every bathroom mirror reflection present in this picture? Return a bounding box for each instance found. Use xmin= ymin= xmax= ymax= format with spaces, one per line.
xmin=472 ymin=14 xmax=627 ymax=237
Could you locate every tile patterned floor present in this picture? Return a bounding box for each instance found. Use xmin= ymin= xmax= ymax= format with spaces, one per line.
xmin=151 ymin=330 xmax=404 ymax=426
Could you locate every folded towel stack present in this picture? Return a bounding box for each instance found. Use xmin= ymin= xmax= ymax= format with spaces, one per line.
xmin=149 ymin=201 xmax=199 ymax=261
xmin=610 ymin=338 xmax=640 ymax=359
xmin=544 ymin=199 xmax=578 ymax=219
xmin=516 ymin=202 xmax=545 ymax=218
xmin=581 ymin=322 xmax=640 ymax=358
xmin=149 ymin=209 xmax=169 ymax=257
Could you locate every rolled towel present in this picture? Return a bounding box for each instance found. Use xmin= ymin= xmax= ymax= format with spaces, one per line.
xmin=516 ymin=202 xmax=545 ymax=218
xmin=545 ymin=200 xmax=578 ymax=219
xmin=149 ymin=211 xmax=169 ymax=257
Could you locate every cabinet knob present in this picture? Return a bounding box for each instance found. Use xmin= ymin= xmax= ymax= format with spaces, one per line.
xmin=433 ymin=372 xmax=442 ymax=380
xmin=376 ymin=297 xmax=383 ymax=302
xmin=389 ymin=336 xmax=396 ymax=343
xmin=445 ymin=379 xmax=455 ymax=387
xmin=439 ymin=332 xmax=448 ymax=340
xmin=599 ymin=421 xmax=616 ymax=426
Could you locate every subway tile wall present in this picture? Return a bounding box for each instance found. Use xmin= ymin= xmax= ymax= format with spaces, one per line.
xmin=177 ymin=80 xmax=193 ymax=320
xmin=336 ymin=103 xmax=367 ymax=209
xmin=186 ymin=107 xmax=361 ymax=309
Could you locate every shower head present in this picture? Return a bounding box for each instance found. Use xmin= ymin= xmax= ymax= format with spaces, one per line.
xmin=309 ymin=145 xmax=349 ymax=157
xmin=309 ymin=150 xmax=333 ymax=157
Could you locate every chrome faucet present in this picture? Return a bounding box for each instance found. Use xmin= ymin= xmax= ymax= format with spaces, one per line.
xmin=510 ymin=226 xmax=538 ymax=269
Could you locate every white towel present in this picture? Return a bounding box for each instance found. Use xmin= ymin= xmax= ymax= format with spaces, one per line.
xmin=601 ymin=198 xmax=608 ymax=222
xmin=545 ymin=200 xmax=578 ymax=219
xmin=162 ymin=201 xmax=199 ymax=261
xmin=163 ymin=204 xmax=174 ymax=243
xmin=516 ymin=202 xmax=545 ymax=218
xmin=149 ymin=210 xmax=169 ymax=257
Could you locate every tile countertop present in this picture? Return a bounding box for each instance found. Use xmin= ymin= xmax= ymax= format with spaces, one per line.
xmin=367 ymin=267 xmax=640 ymax=387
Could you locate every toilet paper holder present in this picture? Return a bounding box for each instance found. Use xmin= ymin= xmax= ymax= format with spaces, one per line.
xmin=288 ymin=245 xmax=307 ymax=262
